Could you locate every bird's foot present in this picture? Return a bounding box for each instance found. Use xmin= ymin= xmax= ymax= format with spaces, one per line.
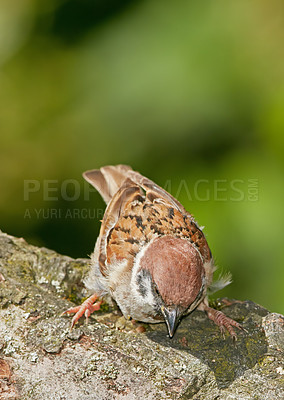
xmin=61 ymin=294 xmax=102 ymax=329
xmin=204 ymin=305 xmax=246 ymax=340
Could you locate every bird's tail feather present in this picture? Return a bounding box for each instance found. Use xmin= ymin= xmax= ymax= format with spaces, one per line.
xmin=83 ymin=164 xmax=133 ymax=204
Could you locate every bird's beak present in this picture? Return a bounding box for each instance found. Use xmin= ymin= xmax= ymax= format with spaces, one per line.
xmin=161 ymin=306 xmax=181 ymax=338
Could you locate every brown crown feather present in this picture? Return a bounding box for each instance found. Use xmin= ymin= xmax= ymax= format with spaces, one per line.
xmin=139 ymin=236 xmax=204 ymax=308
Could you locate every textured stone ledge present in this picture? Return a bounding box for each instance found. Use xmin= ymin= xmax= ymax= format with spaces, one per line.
xmin=0 ymin=231 xmax=283 ymax=399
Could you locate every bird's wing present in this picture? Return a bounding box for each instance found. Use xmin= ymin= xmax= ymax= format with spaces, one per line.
xmin=126 ymin=169 xmax=188 ymax=214
xmin=83 ymin=165 xmax=208 ymax=277
xmin=95 ymin=178 xmax=142 ymax=276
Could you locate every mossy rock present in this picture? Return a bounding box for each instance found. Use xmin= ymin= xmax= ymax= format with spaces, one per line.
xmin=0 ymin=231 xmax=283 ymax=399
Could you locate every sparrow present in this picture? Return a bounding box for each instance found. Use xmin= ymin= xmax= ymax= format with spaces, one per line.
xmin=63 ymin=165 xmax=243 ymax=338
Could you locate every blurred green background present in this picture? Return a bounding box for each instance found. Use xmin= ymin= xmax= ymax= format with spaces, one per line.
xmin=0 ymin=0 xmax=283 ymax=312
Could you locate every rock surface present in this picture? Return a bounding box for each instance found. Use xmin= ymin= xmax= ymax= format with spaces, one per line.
xmin=0 ymin=231 xmax=283 ymax=400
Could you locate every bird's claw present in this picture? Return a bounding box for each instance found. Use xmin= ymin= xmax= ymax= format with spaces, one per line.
xmin=61 ymin=294 xmax=102 ymax=329
xmin=205 ymin=305 xmax=247 ymax=340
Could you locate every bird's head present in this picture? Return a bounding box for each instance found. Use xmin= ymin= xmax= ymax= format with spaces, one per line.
xmin=134 ymin=235 xmax=206 ymax=337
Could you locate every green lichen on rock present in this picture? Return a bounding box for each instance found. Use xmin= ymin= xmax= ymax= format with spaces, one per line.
xmin=0 ymin=231 xmax=283 ymax=400
xmin=146 ymin=301 xmax=269 ymax=388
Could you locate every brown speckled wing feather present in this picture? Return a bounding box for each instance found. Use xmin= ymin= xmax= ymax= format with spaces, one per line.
xmin=96 ymin=179 xmax=142 ymax=276
xmin=126 ymin=170 xmax=188 ymax=215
